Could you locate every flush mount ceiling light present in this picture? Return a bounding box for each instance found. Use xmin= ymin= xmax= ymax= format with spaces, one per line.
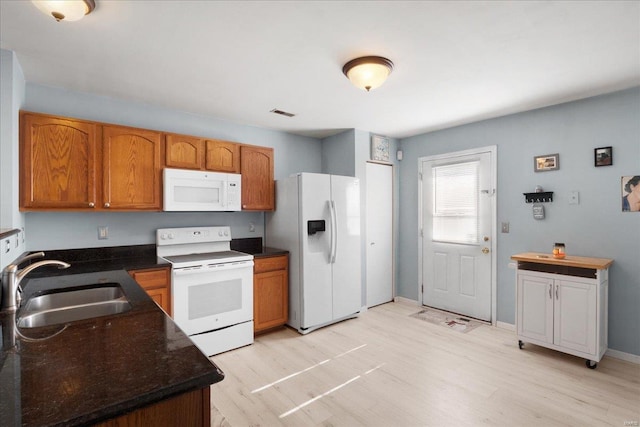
xmin=32 ymin=0 xmax=95 ymax=22
xmin=342 ymin=56 xmax=394 ymax=92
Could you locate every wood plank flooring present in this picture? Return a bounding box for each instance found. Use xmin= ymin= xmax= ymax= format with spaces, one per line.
xmin=208 ymin=302 xmax=640 ymax=426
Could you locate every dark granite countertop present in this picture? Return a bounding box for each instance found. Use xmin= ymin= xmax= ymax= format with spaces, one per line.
xmin=230 ymin=237 xmax=288 ymax=258
xmin=23 ymin=244 xmax=169 ymax=279
xmin=0 ymin=269 xmax=223 ymax=426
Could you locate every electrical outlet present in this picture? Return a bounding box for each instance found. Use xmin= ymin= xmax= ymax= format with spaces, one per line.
xmin=501 ymin=222 xmax=510 ymax=233
xmin=249 ymin=222 xmax=256 ymax=232
xmin=5 ymin=239 xmax=10 ymax=253
xmin=98 ymin=226 xmax=109 ymax=240
xmin=569 ymin=191 xmax=580 ymax=205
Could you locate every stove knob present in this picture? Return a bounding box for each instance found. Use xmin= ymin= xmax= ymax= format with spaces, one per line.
xmin=168 ymin=233 xmax=175 ymax=239
xmin=218 ymin=230 xmax=223 ymax=237
xmin=224 ymin=230 xmax=229 ymax=236
xmin=160 ymin=233 xmax=167 ymax=240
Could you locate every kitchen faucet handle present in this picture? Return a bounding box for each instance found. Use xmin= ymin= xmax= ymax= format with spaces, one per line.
xmin=13 ymin=252 xmax=45 ymax=267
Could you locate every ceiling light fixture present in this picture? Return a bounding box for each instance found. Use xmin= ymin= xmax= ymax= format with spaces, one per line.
xmin=32 ymin=0 xmax=95 ymax=22
xmin=342 ymin=56 xmax=394 ymax=92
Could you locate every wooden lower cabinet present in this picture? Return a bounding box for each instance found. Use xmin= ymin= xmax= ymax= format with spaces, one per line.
xmin=93 ymin=386 xmax=210 ymax=427
xmin=128 ymin=267 xmax=172 ymax=316
xmin=253 ymin=255 xmax=288 ymax=333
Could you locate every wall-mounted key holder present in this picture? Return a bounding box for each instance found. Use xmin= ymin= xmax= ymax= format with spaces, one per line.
xmin=523 ymin=191 xmax=554 ymax=203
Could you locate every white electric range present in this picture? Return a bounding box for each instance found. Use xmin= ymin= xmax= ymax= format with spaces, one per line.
xmin=156 ymin=226 xmax=254 ymax=356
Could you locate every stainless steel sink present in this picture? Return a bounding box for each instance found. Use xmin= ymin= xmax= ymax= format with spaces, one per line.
xmin=17 ymin=285 xmax=131 ymax=328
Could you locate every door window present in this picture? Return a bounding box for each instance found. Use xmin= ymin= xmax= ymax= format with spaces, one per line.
xmin=432 ymin=161 xmax=479 ymax=244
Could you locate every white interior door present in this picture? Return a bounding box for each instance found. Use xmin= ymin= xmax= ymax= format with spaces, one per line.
xmin=366 ymin=162 xmax=393 ymax=307
xmin=421 ymin=149 xmax=494 ymax=321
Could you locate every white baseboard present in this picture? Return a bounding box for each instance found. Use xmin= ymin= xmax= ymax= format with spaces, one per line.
xmin=393 ymin=296 xmax=420 ymax=306
xmin=605 ymin=348 xmax=640 ymax=364
xmin=496 ymin=321 xmax=516 ymax=331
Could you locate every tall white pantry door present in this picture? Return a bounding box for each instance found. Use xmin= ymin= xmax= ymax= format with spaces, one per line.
xmin=366 ymin=162 xmax=393 ymax=307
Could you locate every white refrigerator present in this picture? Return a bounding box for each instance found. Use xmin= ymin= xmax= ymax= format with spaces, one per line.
xmin=266 ymin=173 xmax=362 ymax=334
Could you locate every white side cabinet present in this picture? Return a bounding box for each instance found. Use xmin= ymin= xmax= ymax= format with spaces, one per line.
xmin=512 ymin=252 xmax=613 ymax=369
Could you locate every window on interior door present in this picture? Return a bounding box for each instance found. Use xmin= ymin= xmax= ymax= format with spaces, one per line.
xmin=432 ymin=161 xmax=480 ymax=244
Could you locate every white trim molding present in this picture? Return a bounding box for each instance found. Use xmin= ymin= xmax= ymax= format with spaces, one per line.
xmin=605 ymin=349 xmax=640 ymax=364
xmin=496 ymin=321 xmax=516 ymax=331
xmin=394 ymin=296 xmax=420 ymax=306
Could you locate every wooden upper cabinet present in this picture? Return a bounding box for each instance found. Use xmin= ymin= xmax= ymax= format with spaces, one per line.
xmin=205 ymin=139 xmax=240 ymax=173
xmin=20 ymin=113 xmax=98 ymax=210
xmin=240 ymin=145 xmax=274 ymax=211
xmin=165 ymin=134 xmax=204 ymax=170
xmin=102 ymin=125 xmax=162 ymax=210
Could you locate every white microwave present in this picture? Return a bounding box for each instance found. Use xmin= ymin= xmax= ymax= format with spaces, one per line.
xmin=163 ymin=168 xmax=241 ymax=211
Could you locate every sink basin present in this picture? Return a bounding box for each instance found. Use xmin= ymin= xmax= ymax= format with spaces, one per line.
xmin=23 ymin=285 xmax=125 ymax=312
xmin=17 ymin=285 xmax=131 ymax=328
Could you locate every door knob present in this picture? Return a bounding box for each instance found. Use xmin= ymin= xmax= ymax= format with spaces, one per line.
xmin=482 ymin=247 xmax=490 ymax=254
xmin=483 ymin=236 xmax=489 ymax=241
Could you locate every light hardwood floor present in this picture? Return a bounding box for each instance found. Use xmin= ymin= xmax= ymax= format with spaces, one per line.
xmin=209 ymin=302 xmax=640 ymax=426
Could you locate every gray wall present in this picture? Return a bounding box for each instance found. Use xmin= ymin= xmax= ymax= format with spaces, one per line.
xmin=321 ymin=130 xmax=355 ymax=176
xmin=0 ymin=49 xmax=26 ymax=270
xmin=398 ymin=87 xmax=640 ymax=355
xmin=21 ymin=83 xmax=323 ymax=250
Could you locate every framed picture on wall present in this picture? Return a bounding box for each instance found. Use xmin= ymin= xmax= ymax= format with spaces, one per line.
xmin=594 ymin=146 xmax=613 ymax=166
xmin=371 ymin=135 xmax=390 ymax=162
xmin=622 ymin=175 xmax=640 ymax=212
xmin=534 ymin=153 xmax=559 ymax=172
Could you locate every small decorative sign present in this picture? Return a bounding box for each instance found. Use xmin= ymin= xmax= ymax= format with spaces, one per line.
xmin=371 ymin=135 xmax=390 ymax=162
xmin=594 ymin=146 xmax=612 ymax=167
xmin=534 ymin=153 xmax=559 ymax=172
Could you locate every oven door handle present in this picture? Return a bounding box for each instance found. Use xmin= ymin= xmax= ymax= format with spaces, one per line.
xmin=173 ymin=260 xmax=254 ymax=275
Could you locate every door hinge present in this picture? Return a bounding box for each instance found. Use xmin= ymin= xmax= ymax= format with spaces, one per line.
xmin=420 ymin=228 xmax=423 ymax=237
xmin=421 ymin=284 xmax=424 ymax=293
xmin=419 ymin=172 xmax=423 ymax=181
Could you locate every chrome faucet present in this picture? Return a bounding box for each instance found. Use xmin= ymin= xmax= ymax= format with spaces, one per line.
xmin=1 ymin=252 xmax=71 ymax=312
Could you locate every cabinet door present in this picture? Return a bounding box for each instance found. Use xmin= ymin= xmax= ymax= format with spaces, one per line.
xmin=129 ymin=267 xmax=172 ymax=315
xmin=253 ymin=256 xmax=288 ymax=333
xmin=254 ymin=269 xmax=288 ymax=333
xmin=20 ymin=113 xmax=98 ymax=209
xmin=240 ymin=145 xmax=274 ymax=211
xmin=205 ymin=140 xmax=240 ymax=173
xmin=166 ymin=134 xmax=204 ymax=170
xmin=517 ymin=274 xmax=553 ymax=344
xmin=554 ymin=280 xmax=597 ymax=355
xmin=102 ymin=125 xmax=162 ymax=210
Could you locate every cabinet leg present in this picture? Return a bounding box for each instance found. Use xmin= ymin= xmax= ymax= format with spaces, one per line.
xmin=518 ymin=340 xmax=524 ymax=350
xmin=585 ymin=359 xmax=598 ymax=369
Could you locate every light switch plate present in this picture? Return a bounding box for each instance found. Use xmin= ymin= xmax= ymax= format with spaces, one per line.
xmin=569 ymin=191 xmax=580 ymax=205
xmin=501 ymin=222 xmax=510 ymax=233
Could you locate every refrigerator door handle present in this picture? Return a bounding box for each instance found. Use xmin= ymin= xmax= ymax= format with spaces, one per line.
xmin=330 ymin=200 xmax=338 ymax=264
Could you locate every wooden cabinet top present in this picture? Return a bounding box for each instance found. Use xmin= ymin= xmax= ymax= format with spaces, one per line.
xmin=511 ymin=252 xmax=613 ymax=270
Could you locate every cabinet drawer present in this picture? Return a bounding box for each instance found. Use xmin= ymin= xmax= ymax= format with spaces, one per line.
xmin=254 ymin=256 xmax=287 ymax=274
xmin=129 ymin=268 xmax=170 ymax=289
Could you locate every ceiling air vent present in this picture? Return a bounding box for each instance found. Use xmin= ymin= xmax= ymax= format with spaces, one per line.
xmin=270 ymin=108 xmax=296 ymax=118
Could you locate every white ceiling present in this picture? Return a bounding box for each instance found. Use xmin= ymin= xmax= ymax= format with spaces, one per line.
xmin=1 ymin=1 xmax=639 ymax=139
